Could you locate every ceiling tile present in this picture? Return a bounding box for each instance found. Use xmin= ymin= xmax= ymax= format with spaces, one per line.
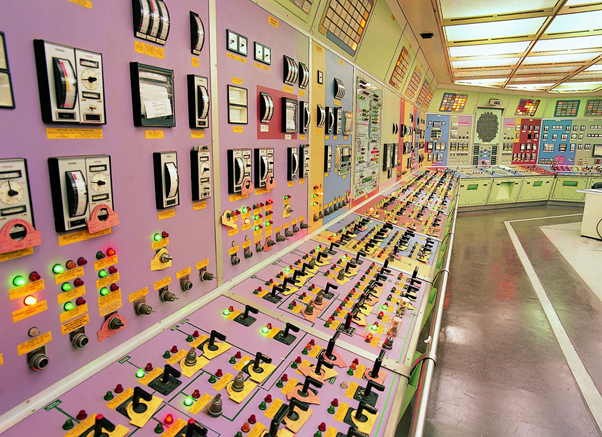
xmin=523 ymin=52 xmax=601 ymax=64
xmin=547 ymin=10 xmax=602 ymax=34
xmin=445 ymin=17 xmax=546 ymax=41
xmin=440 ymin=0 xmax=559 ymax=20
xmin=452 ymin=57 xmax=520 ymax=68
xmin=449 ymin=41 xmax=530 ymax=57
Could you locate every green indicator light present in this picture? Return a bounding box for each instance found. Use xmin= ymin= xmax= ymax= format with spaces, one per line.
xmin=285 ymin=267 xmax=290 ymax=272
xmin=136 ymin=369 xmax=145 ymax=378
xmin=223 ymin=309 xmax=231 ymax=316
xmin=153 ymin=233 xmax=162 ymax=242
xmin=98 ymin=270 xmax=108 ymax=278
xmin=100 ymin=288 xmax=110 ymax=296
xmin=184 ymin=397 xmax=194 ymax=406
xmin=61 ymin=283 xmax=73 ymax=292
xmin=371 ymin=325 xmax=377 ymax=331
xmin=262 ymin=327 xmax=269 ymax=334
xmin=53 ymin=264 xmax=65 ymax=275
xmin=12 ymin=276 xmax=26 ymax=287
xmin=242 ymin=207 xmax=248 ymax=213
xmin=63 ymin=302 xmax=75 ymax=311
xmin=254 ymin=226 xmax=259 ymax=231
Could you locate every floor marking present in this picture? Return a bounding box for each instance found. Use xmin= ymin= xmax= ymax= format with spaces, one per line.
xmin=506 ymin=213 xmax=583 ymax=223
xmin=505 ymin=220 xmax=602 ymax=434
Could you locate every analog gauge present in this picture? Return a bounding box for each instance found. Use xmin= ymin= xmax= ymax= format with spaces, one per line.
xmin=81 ymin=68 xmax=100 ymax=90
xmin=90 ymin=173 xmax=108 ymax=193
xmin=0 ymin=180 xmax=23 ymax=205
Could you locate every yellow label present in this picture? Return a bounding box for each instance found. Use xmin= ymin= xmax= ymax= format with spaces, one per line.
xmin=145 ymin=130 xmax=164 ymax=139
xmin=334 ymin=136 xmax=338 ymax=140
xmin=191 ymin=57 xmax=199 ymax=68
xmin=61 ymin=313 xmax=89 ymax=335
xmin=196 ymin=258 xmax=209 ymax=270
xmin=129 ymin=287 xmax=148 ymax=303
xmin=189 ymin=393 xmax=212 ymax=415
xmin=334 ymin=402 xmax=350 ymax=421
xmin=0 ymin=354 xmax=3 ymax=366
xmin=17 ymin=331 xmax=52 ymax=356
xmin=233 ymin=126 xmax=244 ymax=133
xmin=94 ymin=255 xmax=118 ymax=271
xmin=233 ymin=356 xmax=252 ymax=371
xmin=317 ymin=45 xmax=324 ymax=52
xmin=265 ymin=398 xmax=284 ymax=419
xmin=68 ymin=0 xmax=92 ymax=8
xmin=191 ymin=131 xmax=205 ymax=139
xmin=139 ymin=367 xmax=163 ymax=385
xmin=213 ymin=373 xmax=234 ymax=391
xmin=339 ymin=59 xmax=344 ymax=66
xmin=193 ymin=201 xmax=207 ymax=210
xmin=344 ymin=136 xmax=348 ymax=139
xmin=12 ymin=300 xmax=47 ymax=323
xmin=230 ymin=193 xmax=249 ymax=202
xmin=58 ymin=228 xmax=111 ymax=246
xmin=98 ymin=290 xmax=122 ymax=317
xmin=232 ymin=77 xmax=243 ymax=85
xmin=324 ymin=427 xmax=338 ymax=437
xmin=177 ymin=266 xmax=191 ymax=279
xmin=228 ymin=228 xmax=238 ymax=237
xmin=254 ymin=62 xmax=270 ymax=71
xmin=134 ymin=41 xmax=165 ymax=59
xmin=343 ymin=175 xmax=347 ymax=179
xmin=96 ymin=272 xmax=120 ymax=290
xmin=283 ymin=85 xmax=294 ymax=94
xmin=242 ymin=222 xmax=251 ymax=231
xmin=268 ymin=15 xmax=279 ymax=27
xmin=151 ymin=238 xmax=169 ymax=251
xmin=154 ymin=276 xmax=171 ymax=290
xmin=254 ymin=228 xmax=262 ymax=237
xmin=292 ymin=219 xmax=298 ymax=225
xmin=227 ymin=52 xmax=247 ymax=63
xmin=60 ymin=303 xmax=88 ymax=324
xmin=57 ymin=286 xmax=86 ymax=305
xmin=55 ymin=266 xmax=84 ymax=285
xmin=324 ymin=172 xmax=329 ymax=177
xmin=281 ymin=378 xmax=298 ymax=394
xmin=166 ymin=349 xmax=187 ymax=365
xmin=0 ymin=247 xmax=34 ymax=263
xmin=46 ymin=127 xmax=102 ymax=140
xmin=242 ymin=240 xmax=252 ymax=249
xmin=345 ymin=381 xmax=358 ymax=398
xmin=288 ymin=181 xmax=294 ymax=187
xmin=106 ymin=387 xmax=134 ymax=409
xmin=334 ymin=100 xmax=341 ymax=106
xmin=354 ymin=364 xmax=367 ymax=378
xmin=299 ymin=90 xmax=305 ymax=97
xmin=161 ymin=419 xmax=186 ymax=437
xmin=248 ymin=424 xmax=266 ymax=437
xmin=9 ymin=279 xmax=45 ymax=301
xmin=228 ymin=245 xmax=239 ymax=255
xmin=299 ymin=179 xmax=305 ymax=184
xmin=325 ymin=135 xmax=330 ymax=140
xmin=158 ymin=209 xmax=175 ymax=220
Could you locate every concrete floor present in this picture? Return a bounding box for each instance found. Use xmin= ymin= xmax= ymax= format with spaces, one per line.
xmin=397 ymin=205 xmax=602 ymax=437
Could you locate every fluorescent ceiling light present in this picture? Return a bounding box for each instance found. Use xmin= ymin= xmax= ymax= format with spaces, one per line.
xmin=440 ymin=0 xmax=558 ymax=20
xmin=455 ymin=78 xmax=507 ymax=87
xmin=547 ymin=10 xmax=602 ymax=34
xmin=449 ymin=41 xmax=530 ymax=58
xmin=517 ymin=66 xmax=579 ymax=74
xmin=565 ymin=0 xmax=602 ymax=7
xmin=454 ymin=69 xmax=513 ymax=77
xmin=507 ymin=83 xmax=555 ymax=89
xmin=452 ymin=57 xmax=520 ymax=69
xmin=533 ymin=35 xmax=602 ymax=52
xmin=445 ymin=17 xmax=546 ymax=42
xmin=523 ymin=52 xmax=600 ymax=64
xmin=585 ymin=64 xmax=602 ymax=71
xmin=556 ymin=80 xmax=602 ymax=88
xmin=510 ymin=76 xmax=565 ymax=82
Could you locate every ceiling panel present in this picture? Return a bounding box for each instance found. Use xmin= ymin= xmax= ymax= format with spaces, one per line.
xmin=533 ymin=35 xmax=602 ymax=52
xmin=440 ymin=0 xmax=559 ymax=20
xmin=452 ymin=57 xmax=520 ymax=69
xmin=546 ymin=10 xmax=602 ymax=34
xmin=449 ymin=41 xmax=530 ymax=57
xmin=517 ymin=66 xmax=577 ymax=73
xmin=454 ymin=69 xmax=514 ymax=77
xmin=523 ymin=52 xmax=601 ymax=64
xmin=445 ymin=17 xmax=547 ymax=41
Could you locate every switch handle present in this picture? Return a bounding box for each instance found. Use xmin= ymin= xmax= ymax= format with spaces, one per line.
xmin=94 ymin=415 xmax=115 ymax=437
xmin=265 ymin=404 xmax=289 ymax=437
xmin=370 ymin=349 xmax=386 ymax=377
xmin=209 ymin=330 xmax=226 ymax=347
xmin=162 ymin=364 xmax=182 ymax=384
xmin=283 ymin=322 xmax=299 ymax=337
xmin=132 ymin=386 xmax=152 ymax=410
xmin=355 ymin=401 xmax=377 ymax=418
xmin=185 ymin=420 xmax=207 ymax=437
xmin=325 ymin=331 xmax=340 ymax=357
xmin=324 ymin=282 xmax=338 ymax=293
xmin=287 ymin=397 xmax=309 ymax=418
xmin=243 ymin=305 xmax=258 ymax=319
xmin=253 ymin=352 xmax=272 ymax=371
xmin=363 ymin=379 xmax=385 ymax=397
xmin=314 ymin=355 xmax=334 ymax=374
xmin=272 ymin=284 xmax=285 ymax=296
xmin=301 ymin=375 xmax=323 ymax=394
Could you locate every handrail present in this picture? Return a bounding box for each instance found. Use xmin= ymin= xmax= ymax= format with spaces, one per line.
xmin=408 ymin=183 xmax=460 ymax=437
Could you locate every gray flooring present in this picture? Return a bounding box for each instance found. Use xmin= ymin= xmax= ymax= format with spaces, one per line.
xmin=397 ymin=205 xmax=602 ymax=437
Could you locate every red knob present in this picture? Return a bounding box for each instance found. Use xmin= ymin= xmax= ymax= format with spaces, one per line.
xmin=108 ymin=266 xmax=118 ymax=274
xmin=77 ymin=257 xmax=88 ymax=266
xmin=110 ymin=284 xmax=119 ymax=292
xmin=114 ymin=384 xmax=123 ymax=393
xmin=162 ymin=231 xmax=169 ymax=238
xmin=76 ymin=410 xmax=87 ymax=420
xmin=145 ymin=363 xmax=153 ymax=371
xmin=76 ymin=297 xmax=86 ymax=306
xmin=171 ymin=345 xmax=178 ymax=353
xmin=74 ymin=278 xmax=84 ymax=287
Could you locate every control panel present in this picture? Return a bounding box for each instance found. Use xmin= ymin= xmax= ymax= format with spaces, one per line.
xmin=191 ymin=146 xmax=212 ymax=201
xmin=227 ymin=149 xmax=253 ymax=195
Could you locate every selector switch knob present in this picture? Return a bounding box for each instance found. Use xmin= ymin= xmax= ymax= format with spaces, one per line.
xmin=200 ymin=270 xmax=214 ymax=281
xmin=181 ymin=280 xmax=193 ymax=291
xmin=135 ymin=302 xmax=153 ymax=315
xmin=267 ymin=238 xmax=275 ymax=247
xmin=285 ymin=229 xmax=293 ymax=237
xmin=231 ymin=255 xmax=241 ymax=265
xmin=256 ymin=244 xmax=264 ymax=253
xmin=244 ymin=249 xmax=253 ymax=259
xmin=29 ymin=352 xmax=49 ymax=371
xmin=71 ymin=333 xmax=89 ymax=349
xmin=292 ymin=225 xmax=299 ymax=233
xmin=160 ymin=253 xmax=172 ymax=263
xmin=160 ymin=289 xmax=177 ymax=302
xmin=108 ymin=317 xmax=124 ymax=331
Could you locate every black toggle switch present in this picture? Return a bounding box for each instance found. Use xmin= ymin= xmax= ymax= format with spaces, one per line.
xmin=206 ymin=330 xmax=226 ymax=351
xmin=314 ymin=355 xmax=334 ymax=376
xmin=274 ymin=322 xmax=299 ymax=345
xmin=185 ymin=419 xmax=208 ymax=437
xmin=161 ymin=364 xmax=181 ymax=385
xmin=354 ymin=250 xmax=366 ymax=264
xmin=328 ymin=241 xmax=340 ymax=255
xmin=234 ymin=305 xmax=258 ymax=327
xmin=286 ymin=397 xmax=309 ymax=421
xmin=265 ymin=403 xmax=289 ymax=437
xmin=354 ymin=401 xmax=377 ymax=422
xmin=362 ymin=379 xmax=385 ymax=398
xmin=299 ymin=376 xmax=323 ymax=397
xmin=301 ymin=262 xmax=312 ymax=274
xmin=317 ymin=251 xmax=328 ymax=263
xmin=94 ymin=414 xmax=115 ymax=437
xmin=132 ymin=387 xmax=153 ymax=414
xmin=325 ymin=331 xmax=340 ymax=359
xmin=383 ymin=258 xmax=390 ymax=270
xmin=251 ymin=352 xmax=272 ymax=373
xmin=282 ymin=277 xmax=296 ymax=291
xmin=370 ymin=350 xmax=386 ymax=378
xmin=323 ymin=282 xmax=338 ymax=299
xmin=243 ymin=305 xmax=258 ymax=319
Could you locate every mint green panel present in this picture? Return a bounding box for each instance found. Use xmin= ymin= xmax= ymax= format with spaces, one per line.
xmin=487 ymin=178 xmax=524 ymax=204
xmin=550 ymin=176 xmax=589 ymax=201
xmin=543 ymin=96 xmax=595 ymax=119
xmin=355 ymin=0 xmax=403 ymax=83
xmin=476 ymin=91 xmax=510 ymax=112
xmin=384 ymin=32 xmax=417 ymax=93
xmin=458 ymin=178 xmax=493 ymax=206
xmin=428 ymin=88 xmax=480 ymax=115
xmin=588 ymin=177 xmax=602 ymax=189
xmin=257 ymin=0 xmax=320 ymax=31
xmin=517 ymin=176 xmax=554 ymax=202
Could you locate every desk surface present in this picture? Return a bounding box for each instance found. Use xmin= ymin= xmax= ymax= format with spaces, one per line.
xmin=577 ymin=189 xmax=602 ymax=195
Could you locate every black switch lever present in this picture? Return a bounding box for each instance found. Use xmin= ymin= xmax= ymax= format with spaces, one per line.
xmin=207 ymin=330 xmax=226 ymax=351
xmin=328 ymin=241 xmax=340 ymax=255
xmin=370 ymin=350 xmax=386 ymax=378
xmin=252 ymin=352 xmax=272 ymax=373
xmin=361 ymin=379 xmax=385 ymax=398
xmin=94 ymin=414 xmax=115 ymax=437
xmin=355 ymin=250 xmax=366 ymax=263
xmin=264 ymin=403 xmax=289 ymax=437
xmin=343 ymin=309 xmax=358 ymax=331
xmin=185 ymin=419 xmax=208 ymax=437
xmin=324 ymin=282 xmax=338 ymax=295
xmin=317 ymin=251 xmax=328 ymax=263
xmin=355 ymin=401 xmax=377 ymax=420
xmin=299 ymin=376 xmax=323 ymax=396
xmin=291 ymin=270 xmax=302 ymax=283
xmin=287 ymin=397 xmax=309 ymax=420
xmin=383 ymin=258 xmax=391 ymax=270
xmin=282 ymin=277 xmax=296 ymax=290
xmin=271 ymin=284 xmax=285 ymax=297
xmin=161 ymin=364 xmax=181 ymax=385
xmin=282 ymin=322 xmax=299 ymax=339
xmin=314 ymin=355 xmax=334 ymax=376
xmin=132 ymin=387 xmax=153 ymax=414
xmin=243 ymin=305 xmax=258 ymax=320
xmin=374 ymin=273 xmax=386 ymax=282
xmin=325 ymin=331 xmax=341 ymax=359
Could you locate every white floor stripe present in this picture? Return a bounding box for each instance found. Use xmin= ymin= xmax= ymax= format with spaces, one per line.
xmin=506 ymin=213 xmax=583 ymax=223
xmin=505 ymin=220 xmax=602 ymax=433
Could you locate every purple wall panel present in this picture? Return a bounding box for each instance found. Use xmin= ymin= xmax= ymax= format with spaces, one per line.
xmin=0 ymin=0 xmax=217 ymax=414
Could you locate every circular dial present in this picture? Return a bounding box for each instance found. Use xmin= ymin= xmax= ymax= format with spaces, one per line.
xmin=81 ymin=68 xmax=100 ymax=90
xmin=0 ymin=180 xmax=23 ymax=205
xmin=90 ymin=173 xmax=108 ymax=193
